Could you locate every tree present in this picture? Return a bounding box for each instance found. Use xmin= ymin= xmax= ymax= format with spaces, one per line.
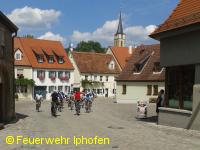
xmin=75 ymin=41 xmax=105 ymax=53
xmin=23 ymin=34 xmax=34 ymax=38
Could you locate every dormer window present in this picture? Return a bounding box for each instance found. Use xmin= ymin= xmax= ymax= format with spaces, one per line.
xmin=58 ymin=57 xmax=64 ymax=64
xmin=37 ymin=55 xmax=44 ymax=63
xmin=153 ymin=62 xmax=162 ymax=72
xmin=133 ymin=55 xmax=150 ymax=74
xmin=15 ymin=49 xmax=23 ymax=60
xmin=49 ymin=56 xmax=54 ymax=64
xmin=109 ymin=61 xmax=115 ymax=70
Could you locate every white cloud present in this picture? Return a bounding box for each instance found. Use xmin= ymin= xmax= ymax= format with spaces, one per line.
xmin=7 ymin=6 xmax=61 ymax=29
xmin=71 ymin=19 xmax=157 ymax=46
xmin=38 ymin=32 xmax=65 ymax=43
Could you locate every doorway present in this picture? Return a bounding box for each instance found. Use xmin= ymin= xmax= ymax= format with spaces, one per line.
xmin=105 ymin=88 xmax=108 ymax=97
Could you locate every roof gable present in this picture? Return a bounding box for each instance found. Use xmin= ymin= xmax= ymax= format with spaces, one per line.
xmin=109 ymin=46 xmax=132 ymax=69
xmin=71 ymin=51 xmax=120 ymax=74
xmin=14 ymin=37 xmax=74 ymax=70
xmin=151 ymin=0 xmax=200 ymax=37
xmin=117 ymin=44 xmax=165 ymax=82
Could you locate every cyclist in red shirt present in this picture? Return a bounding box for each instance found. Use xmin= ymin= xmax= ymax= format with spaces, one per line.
xmin=74 ymin=90 xmax=81 ymax=115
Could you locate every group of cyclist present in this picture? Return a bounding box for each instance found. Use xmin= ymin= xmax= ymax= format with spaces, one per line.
xmin=34 ymin=89 xmax=96 ymax=117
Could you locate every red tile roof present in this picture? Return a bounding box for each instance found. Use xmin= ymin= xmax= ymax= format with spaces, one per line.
xmin=151 ymin=0 xmax=200 ymax=36
xmin=71 ymin=51 xmax=120 ymax=74
xmin=14 ymin=38 xmax=31 ymax=66
xmin=117 ymin=44 xmax=165 ymax=81
xmin=109 ymin=46 xmax=132 ymax=69
xmin=14 ymin=37 xmax=74 ymax=70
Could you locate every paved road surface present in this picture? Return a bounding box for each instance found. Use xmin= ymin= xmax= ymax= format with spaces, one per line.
xmin=0 ymin=98 xmax=200 ymax=150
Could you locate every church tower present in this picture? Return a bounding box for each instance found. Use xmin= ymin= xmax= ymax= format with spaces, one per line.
xmin=114 ymin=12 xmax=126 ymax=47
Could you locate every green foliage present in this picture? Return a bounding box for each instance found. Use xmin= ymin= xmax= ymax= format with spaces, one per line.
xmin=15 ymin=78 xmax=35 ymax=86
xmin=75 ymin=41 xmax=105 ymax=53
xmin=23 ymin=34 xmax=34 ymax=38
xmin=81 ymin=79 xmax=103 ymax=89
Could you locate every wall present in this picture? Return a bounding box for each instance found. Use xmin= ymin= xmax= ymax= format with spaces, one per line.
xmin=68 ymin=52 xmax=81 ymax=88
xmin=33 ymin=69 xmax=74 ymax=99
xmin=0 ymin=22 xmax=15 ymax=122
xmin=161 ymin=30 xmax=200 ymax=67
xmin=116 ymin=81 xmax=165 ymax=103
xmin=80 ymin=73 xmax=116 ymax=97
xmin=15 ymin=66 xmax=32 ymax=79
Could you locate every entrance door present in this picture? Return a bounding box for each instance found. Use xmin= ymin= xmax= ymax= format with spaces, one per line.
xmin=105 ymin=88 xmax=108 ymax=97
xmin=34 ymin=86 xmax=47 ymax=99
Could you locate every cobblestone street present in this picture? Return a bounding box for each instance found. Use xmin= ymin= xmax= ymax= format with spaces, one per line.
xmin=0 ymin=98 xmax=200 ymax=150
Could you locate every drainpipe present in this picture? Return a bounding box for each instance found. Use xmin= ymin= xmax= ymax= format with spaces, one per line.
xmin=12 ymin=31 xmax=17 ymax=121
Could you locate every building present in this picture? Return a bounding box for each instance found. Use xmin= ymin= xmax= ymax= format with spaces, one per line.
xmin=69 ymin=51 xmax=120 ymax=97
xmin=116 ymin=44 xmax=165 ymax=103
xmin=14 ymin=37 xmax=74 ymax=100
xmin=14 ymin=38 xmax=33 ymax=100
xmin=0 ymin=11 xmax=18 ymax=122
xmin=106 ymin=46 xmax=132 ymax=71
xmin=150 ymin=0 xmax=200 ymax=130
xmin=114 ymin=12 xmax=126 ymax=47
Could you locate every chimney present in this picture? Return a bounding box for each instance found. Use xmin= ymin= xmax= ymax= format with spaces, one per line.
xmin=128 ymin=45 xmax=132 ymax=54
xmin=70 ymin=43 xmax=73 ymax=52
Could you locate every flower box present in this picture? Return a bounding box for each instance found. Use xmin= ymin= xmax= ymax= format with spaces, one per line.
xmin=50 ymin=76 xmax=56 ymax=81
xmin=38 ymin=76 xmax=45 ymax=80
xmin=60 ymin=76 xmax=68 ymax=81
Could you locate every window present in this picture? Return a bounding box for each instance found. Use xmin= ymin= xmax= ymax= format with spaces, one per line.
xmin=106 ymin=76 xmax=109 ymax=81
xmin=49 ymin=71 xmax=56 ymax=80
xmin=58 ymin=71 xmax=69 ymax=81
xmin=153 ymin=85 xmax=158 ymax=95
xmin=49 ymin=86 xmax=56 ymax=93
xmin=16 ymin=85 xmax=27 ymax=93
xmin=37 ymin=70 xmax=45 ymax=80
xmin=65 ymin=86 xmax=70 ymax=93
xmin=15 ymin=52 xmax=22 ymax=60
xmin=147 ymin=85 xmax=152 ymax=95
xmin=94 ymin=75 xmax=97 ymax=81
xmin=17 ymin=69 xmax=24 ymax=77
xmin=85 ymin=75 xmax=88 ymax=80
xmin=48 ymin=56 xmax=54 ymax=64
xmin=122 ymin=85 xmax=126 ymax=95
xmin=37 ymin=55 xmax=44 ymax=63
xmin=100 ymin=76 xmax=103 ymax=81
xmin=58 ymin=86 xmax=63 ymax=91
xmin=97 ymin=89 xmax=102 ymax=94
xmin=153 ymin=62 xmax=162 ymax=72
xmin=167 ymin=65 xmax=194 ymax=110
xmin=58 ymin=57 xmax=64 ymax=64
xmin=113 ymin=89 xmax=116 ymax=94
xmin=133 ymin=55 xmax=150 ymax=73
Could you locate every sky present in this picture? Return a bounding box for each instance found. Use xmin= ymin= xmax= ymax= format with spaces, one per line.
xmin=0 ymin=0 xmax=179 ymax=48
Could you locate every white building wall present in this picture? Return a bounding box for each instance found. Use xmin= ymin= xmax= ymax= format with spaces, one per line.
xmin=68 ymin=52 xmax=81 ymax=88
xmin=33 ymin=69 xmax=74 ymax=99
xmin=15 ymin=66 xmax=33 ymax=100
xmin=116 ymin=81 xmax=165 ymax=103
xmin=80 ymin=73 xmax=116 ymax=97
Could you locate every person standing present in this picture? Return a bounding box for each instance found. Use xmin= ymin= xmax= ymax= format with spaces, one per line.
xmin=156 ymin=89 xmax=165 ymax=113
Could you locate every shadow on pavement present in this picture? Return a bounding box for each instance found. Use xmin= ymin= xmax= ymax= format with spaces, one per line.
xmin=136 ymin=116 xmax=158 ymax=123
xmin=8 ymin=113 xmax=29 ymax=124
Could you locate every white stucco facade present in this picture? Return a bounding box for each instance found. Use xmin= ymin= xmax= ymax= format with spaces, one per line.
xmin=15 ymin=66 xmax=33 ymax=100
xmin=69 ymin=52 xmax=117 ymax=97
xmin=79 ymin=73 xmax=116 ymax=97
xmin=33 ymin=69 xmax=74 ymax=100
xmin=116 ymin=81 xmax=165 ymax=103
